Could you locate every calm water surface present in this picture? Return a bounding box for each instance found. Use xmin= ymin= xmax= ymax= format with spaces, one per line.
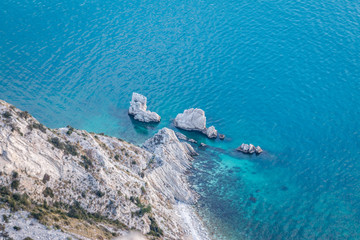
xmin=1 ymin=0 xmax=360 ymax=239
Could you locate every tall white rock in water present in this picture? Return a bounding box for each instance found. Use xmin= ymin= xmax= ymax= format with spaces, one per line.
xmin=174 ymin=108 xmax=218 ymax=138
xmin=128 ymin=92 xmax=161 ymax=123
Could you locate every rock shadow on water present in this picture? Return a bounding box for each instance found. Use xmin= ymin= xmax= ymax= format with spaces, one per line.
xmin=128 ymin=114 xmax=160 ymax=134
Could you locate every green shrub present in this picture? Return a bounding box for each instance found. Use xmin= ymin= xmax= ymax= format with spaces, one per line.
xmin=43 ymin=187 xmax=54 ymax=198
xmin=148 ymin=216 xmax=163 ymax=237
xmin=24 ymin=237 xmax=34 ymax=240
xmin=114 ymin=155 xmax=120 ymax=161
xmin=2 ymin=111 xmax=12 ymax=119
xmin=49 ymin=138 xmax=78 ymax=156
xmin=66 ymin=126 xmax=74 ymax=135
xmin=12 ymin=171 xmax=19 ymax=179
xmin=11 ymin=180 xmax=20 ymax=190
xmin=3 ymin=214 xmax=9 ymax=223
xmin=64 ymin=143 xmax=78 ymax=156
xmin=95 ymin=190 xmax=104 ymax=198
xmin=18 ymin=111 xmax=30 ymax=119
xmin=32 ymin=123 xmax=47 ymax=133
xmin=42 ymin=173 xmax=50 ymax=184
xmin=81 ymin=155 xmax=93 ymax=170
xmin=13 ymin=226 xmax=21 ymax=231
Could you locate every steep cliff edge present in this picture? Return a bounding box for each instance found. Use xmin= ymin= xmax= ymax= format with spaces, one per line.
xmin=0 ymin=100 xmax=208 ymax=240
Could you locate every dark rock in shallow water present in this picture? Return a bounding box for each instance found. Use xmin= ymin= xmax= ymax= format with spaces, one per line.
xmin=219 ymin=134 xmax=225 ymax=140
xmin=249 ymin=195 xmax=257 ymax=203
xmin=280 ymin=186 xmax=288 ymax=191
xmin=236 ymin=143 xmax=263 ymax=155
xmin=200 ymin=143 xmax=207 ymax=147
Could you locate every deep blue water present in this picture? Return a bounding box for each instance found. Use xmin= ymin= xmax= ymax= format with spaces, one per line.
xmin=1 ymin=0 xmax=360 ymax=239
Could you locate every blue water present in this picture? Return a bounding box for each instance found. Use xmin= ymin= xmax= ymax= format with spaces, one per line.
xmin=1 ymin=0 xmax=360 ymax=239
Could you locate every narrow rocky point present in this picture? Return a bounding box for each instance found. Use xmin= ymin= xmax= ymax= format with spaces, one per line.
xmin=0 ymin=100 xmax=209 ymax=240
xmin=128 ymin=92 xmax=161 ymax=123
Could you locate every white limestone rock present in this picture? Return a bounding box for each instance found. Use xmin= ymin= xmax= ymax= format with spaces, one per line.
xmin=237 ymin=143 xmax=263 ymax=155
xmin=128 ymin=92 xmax=161 ymax=123
xmin=204 ymin=126 xmax=217 ymax=139
xmin=143 ymin=128 xmax=198 ymax=204
xmin=174 ymin=108 xmax=218 ymax=139
xmin=0 ymin=100 xmax=208 ymax=240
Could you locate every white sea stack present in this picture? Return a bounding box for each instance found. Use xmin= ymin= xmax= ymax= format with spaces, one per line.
xmin=128 ymin=92 xmax=161 ymax=122
xmin=174 ymin=108 xmax=218 ymax=139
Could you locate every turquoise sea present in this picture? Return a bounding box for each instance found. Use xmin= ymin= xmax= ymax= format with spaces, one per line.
xmin=1 ymin=0 xmax=360 ymax=239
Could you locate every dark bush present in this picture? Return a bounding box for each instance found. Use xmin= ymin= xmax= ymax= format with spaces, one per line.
xmin=32 ymin=123 xmax=47 ymax=133
xmin=81 ymin=155 xmax=93 ymax=170
xmin=11 ymin=180 xmax=20 ymax=190
xmin=2 ymin=111 xmax=12 ymax=119
xmin=43 ymin=187 xmax=54 ymax=198
xmin=18 ymin=111 xmax=30 ymax=119
xmin=66 ymin=126 xmax=74 ymax=136
xmin=24 ymin=237 xmax=34 ymax=240
xmin=42 ymin=173 xmax=50 ymax=184
xmin=148 ymin=216 xmax=163 ymax=237
xmin=49 ymin=137 xmax=63 ymax=149
xmin=114 ymin=155 xmax=120 ymax=161
xmin=13 ymin=226 xmax=21 ymax=231
xmin=12 ymin=171 xmax=18 ymax=179
xmin=2 ymin=214 xmax=9 ymax=223
xmin=95 ymin=190 xmax=105 ymax=198
xmin=64 ymin=143 xmax=78 ymax=156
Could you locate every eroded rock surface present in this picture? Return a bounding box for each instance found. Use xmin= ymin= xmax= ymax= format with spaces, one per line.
xmin=174 ymin=108 xmax=218 ymax=139
xmin=0 ymin=100 xmax=208 ymax=240
xmin=236 ymin=143 xmax=263 ymax=154
xmin=128 ymin=92 xmax=161 ymax=123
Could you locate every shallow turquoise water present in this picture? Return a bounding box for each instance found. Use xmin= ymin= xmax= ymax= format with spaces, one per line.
xmin=1 ymin=0 xmax=360 ymax=239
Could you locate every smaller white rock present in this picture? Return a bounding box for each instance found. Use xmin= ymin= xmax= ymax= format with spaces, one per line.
xmin=204 ymin=126 xmax=217 ymax=139
xmin=129 ymin=92 xmax=161 ymax=123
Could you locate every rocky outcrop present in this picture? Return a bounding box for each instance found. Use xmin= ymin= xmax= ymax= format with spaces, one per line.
xmin=144 ymin=128 xmax=197 ymax=204
xmin=174 ymin=108 xmax=218 ymax=139
xmin=236 ymin=143 xmax=263 ymax=154
xmin=0 ymin=100 xmax=208 ymax=240
xmin=128 ymin=92 xmax=161 ymax=123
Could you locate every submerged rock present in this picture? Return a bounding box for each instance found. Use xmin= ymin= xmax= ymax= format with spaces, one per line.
xmin=175 ymin=131 xmax=198 ymax=144
xmin=237 ymin=143 xmax=263 ymax=155
xmin=174 ymin=108 xmax=219 ymax=139
xmin=219 ymin=134 xmax=225 ymax=140
xmin=128 ymin=92 xmax=161 ymax=123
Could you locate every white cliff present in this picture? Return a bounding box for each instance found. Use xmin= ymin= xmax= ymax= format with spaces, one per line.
xmin=0 ymin=100 xmax=208 ymax=240
xmin=128 ymin=93 xmax=161 ymax=123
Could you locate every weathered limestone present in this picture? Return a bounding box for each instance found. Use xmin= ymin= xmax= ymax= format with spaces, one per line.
xmin=236 ymin=143 xmax=263 ymax=154
xmin=0 ymin=100 xmax=208 ymax=239
xmin=143 ymin=128 xmax=198 ymax=204
xmin=128 ymin=92 xmax=161 ymax=123
xmin=174 ymin=108 xmax=218 ymax=139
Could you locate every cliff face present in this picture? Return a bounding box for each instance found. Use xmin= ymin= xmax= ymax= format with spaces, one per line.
xmin=0 ymin=100 xmax=199 ymax=239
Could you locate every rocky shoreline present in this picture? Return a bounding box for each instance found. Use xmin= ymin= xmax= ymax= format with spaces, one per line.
xmin=0 ymin=99 xmax=210 ymax=240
